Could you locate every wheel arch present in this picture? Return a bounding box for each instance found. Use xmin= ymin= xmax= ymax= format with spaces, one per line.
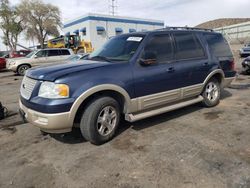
xmin=203 ymin=69 xmax=225 ymax=88
xmin=16 ymin=63 xmax=31 ymax=74
xmin=69 ymin=84 xmax=133 ymax=126
xmin=17 ymin=63 xmax=31 ymax=69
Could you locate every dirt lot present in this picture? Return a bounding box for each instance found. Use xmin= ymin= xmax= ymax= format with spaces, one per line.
xmin=0 ymin=48 xmax=250 ymax=188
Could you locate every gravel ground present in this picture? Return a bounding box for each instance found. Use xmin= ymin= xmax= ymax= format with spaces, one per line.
xmin=0 ymin=45 xmax=250 ymax=188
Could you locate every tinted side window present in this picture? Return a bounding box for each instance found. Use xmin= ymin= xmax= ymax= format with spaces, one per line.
xmin=204 ymin=34 xmax=232 ymax=57
xmin=48 ymin=50 xmax=60 ymax=56
xmin=173 ymin=33 xmax=205 ymax=60
xmin=144 ymin=34 xmax=173 ymax=63
xmin=60 ymin=50 xmax=70 ymax=55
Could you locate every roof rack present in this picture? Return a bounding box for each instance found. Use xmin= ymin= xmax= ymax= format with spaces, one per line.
xmin=156 ymin=26 xmax=214 ymax=32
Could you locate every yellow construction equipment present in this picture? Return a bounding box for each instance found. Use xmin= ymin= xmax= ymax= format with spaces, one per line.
xmin=47 ymin=35 xmax=93 ymax=54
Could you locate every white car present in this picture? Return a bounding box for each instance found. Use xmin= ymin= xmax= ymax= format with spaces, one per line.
xmin=7 ymin=48 xmax=74 ymax=75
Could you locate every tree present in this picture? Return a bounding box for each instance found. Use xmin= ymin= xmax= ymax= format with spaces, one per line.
xmin=18 ymin=0 xmax=61 ymax=49
xmin=0 ymin=0 xmax=23 ymax=51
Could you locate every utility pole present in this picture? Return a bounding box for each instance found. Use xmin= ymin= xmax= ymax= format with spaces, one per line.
xmin=109 ymin=0 xmax=118 ymax=16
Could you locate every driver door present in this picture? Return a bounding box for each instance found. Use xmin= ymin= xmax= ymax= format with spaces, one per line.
xmin=132 ymin=33 xmax=183 ymax=111
xmin=31 ymin=50 xmax=48 ymax=67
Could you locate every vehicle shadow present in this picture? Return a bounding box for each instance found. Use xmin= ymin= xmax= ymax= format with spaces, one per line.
xmin=129 ymin=103 xmax=203 ymax=131
xmin=221 ymin=89 xmax=232 ymax=100
xmin=49 ymin=128 xmax=86 ymax=144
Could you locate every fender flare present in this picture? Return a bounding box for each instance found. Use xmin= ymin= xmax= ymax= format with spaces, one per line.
xmin=68 ymin=84 xmax=132 ymax=125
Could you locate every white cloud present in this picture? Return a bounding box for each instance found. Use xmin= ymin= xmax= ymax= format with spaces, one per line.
xmin=1 ymin=0 xmax=250 ymax=50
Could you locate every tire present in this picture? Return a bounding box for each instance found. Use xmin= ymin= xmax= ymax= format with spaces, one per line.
xmin=202 ymin=78 xmax=221 ymax=107
xmin=17 ymin=64 xmax=30 ymax=76
xmin=80 ymin=96 xmax=121 ymax=145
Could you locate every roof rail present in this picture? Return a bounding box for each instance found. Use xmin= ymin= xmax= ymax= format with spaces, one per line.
xmin=156 ymin=26 xmax=214 ymax=32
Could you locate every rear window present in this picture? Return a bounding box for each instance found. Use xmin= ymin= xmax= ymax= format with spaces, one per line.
xmin=60 ymin=50 xmax=70 ymax=55
xmin=173 ymin=33 xmax=205 ymax=60
xmin=204 ymin=33 xmax=232 ymax=57
xmin=48 ymin=50 xmax=60 ymax=56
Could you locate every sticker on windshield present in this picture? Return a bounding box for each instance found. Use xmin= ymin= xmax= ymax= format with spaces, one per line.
xmin=127 ymin=37 xmax=143 ymax=42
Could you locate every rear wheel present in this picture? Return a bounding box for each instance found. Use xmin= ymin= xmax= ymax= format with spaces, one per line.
xmin=202 ymin=78 xmax=221 ymax=107
xmin=80 ymin=96 xmax=120 ymax=145
xmin=17 ymin=64 xmax=30 ymax=76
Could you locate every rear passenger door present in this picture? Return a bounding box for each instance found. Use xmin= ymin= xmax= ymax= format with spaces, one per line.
xmin=172 ymin=32 xmax=210 ymax=88
xmin=47 ymin=49 xmax=61 ymax=63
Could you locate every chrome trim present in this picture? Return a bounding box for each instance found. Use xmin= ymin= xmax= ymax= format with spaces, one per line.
xmin=20 ymin=76 xmax=37 ymax=100
xmin=125 ymin=96 xmax=204 ymax=122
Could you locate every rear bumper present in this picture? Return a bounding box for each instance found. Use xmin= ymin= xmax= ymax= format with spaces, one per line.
xmin=223 ymin=77 xmax=235 ymax=88
xmin=19 ymin=100 xmax=73 ymax=133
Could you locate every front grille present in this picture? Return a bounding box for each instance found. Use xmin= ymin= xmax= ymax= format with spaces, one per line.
xmin=20 ymin=76 xmax=37 ymax=100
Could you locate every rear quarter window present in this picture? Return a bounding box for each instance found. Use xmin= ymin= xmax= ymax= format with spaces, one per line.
xmin=173 ymin=32 xmax=205 ymax=60
xmin=204 ymin=33 xmax=232 ymax=58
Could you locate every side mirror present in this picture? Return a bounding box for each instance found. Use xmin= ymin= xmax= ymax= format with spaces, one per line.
xmin=34 ymin=55 xmax=38 ymax=58
xmin=140 ymin=51 xmax=157 ymax=66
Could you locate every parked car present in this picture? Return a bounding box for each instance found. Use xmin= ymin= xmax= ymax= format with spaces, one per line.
xmin=66 ymin=53 xmax=89 ymax=62
xmin=241 ymin=56 xmax=250 ymax=74
xmin=239 ymin=43 xmax=250 ymax=57
xmin=7 ymin=48 xmax=73 ymax=75
xmin=0 ymin=57 xmax=6 ymax=70
xmin=9 ymin=50 xmax=32 ymax=58
xmin=19 ymin=27 xmax=236 ymax=145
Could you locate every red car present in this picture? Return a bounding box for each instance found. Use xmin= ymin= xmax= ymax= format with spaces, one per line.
xmin=10 ymin=50 xmax=31 ymax=58
xmin=0 ymin=57 xmax=6 ymax=70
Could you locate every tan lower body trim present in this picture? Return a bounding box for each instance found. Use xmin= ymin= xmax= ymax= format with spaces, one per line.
xmin=137 ymin=84 xmax=203 ymax=111
xmin=19 ymin=100 xmax=72 ymax=133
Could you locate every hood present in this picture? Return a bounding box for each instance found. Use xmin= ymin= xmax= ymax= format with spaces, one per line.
xmin=9 ymin=57 xmax=27 ymax=61
xmin=26 ymin=60 xmax=111 ymax=81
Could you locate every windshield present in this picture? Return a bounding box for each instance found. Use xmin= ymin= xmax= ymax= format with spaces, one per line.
xmin=89 ymin=35 xmax=144 ymax=62
xmin=26 ymin=50 xmax=37 ymax=58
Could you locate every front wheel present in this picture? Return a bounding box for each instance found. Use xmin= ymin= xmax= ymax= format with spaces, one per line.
xmin=202 ymin=78 xmax=221 ymax=107
xmin=17 ymin=64 xmax=30 ymax=76
xmin=80 ymin=97 xmax=121 ymax=145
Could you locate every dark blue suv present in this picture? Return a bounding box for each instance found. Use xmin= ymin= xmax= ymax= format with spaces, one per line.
xmin=19 ymin=27 xmax=236 ymax=145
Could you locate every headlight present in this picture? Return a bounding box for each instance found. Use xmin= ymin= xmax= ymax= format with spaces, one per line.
xmin=38 ymin=82 xmax=69 ymax=99
xmin=245 ymin=61 xmax=250 ymax=65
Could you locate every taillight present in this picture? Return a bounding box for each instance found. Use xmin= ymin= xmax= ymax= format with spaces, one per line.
xmin=230 ymin=59 xmax=235 ymax=71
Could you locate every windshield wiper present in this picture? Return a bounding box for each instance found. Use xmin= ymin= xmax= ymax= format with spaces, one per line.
xmin=88 ymin=55 xmax=112 ymax=62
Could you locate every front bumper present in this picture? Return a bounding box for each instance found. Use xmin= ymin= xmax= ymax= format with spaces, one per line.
xmin=7 ymin=64 xmax=17 ymax=72
xmin=19 ymin=100 xmax=73 ymax=133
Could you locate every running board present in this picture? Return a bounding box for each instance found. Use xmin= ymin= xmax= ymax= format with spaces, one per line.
xmin=125 ymin=96 xmax=204 ymax=122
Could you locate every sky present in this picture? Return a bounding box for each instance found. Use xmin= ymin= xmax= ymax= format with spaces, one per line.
xmin=1 ymin=0 xmax=250 ymax=50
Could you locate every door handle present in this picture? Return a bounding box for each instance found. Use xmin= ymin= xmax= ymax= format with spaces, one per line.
xmin=203 ymin=62 xmax=209 ymax=66
xmin=167 ymin=67 xmax=175 ymax=73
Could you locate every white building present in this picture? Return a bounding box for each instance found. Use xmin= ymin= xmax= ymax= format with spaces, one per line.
xmin=63 ymin=13 xmax=164 ymax=50
xmin=215 ymin=21 xmax=250 ymax=43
